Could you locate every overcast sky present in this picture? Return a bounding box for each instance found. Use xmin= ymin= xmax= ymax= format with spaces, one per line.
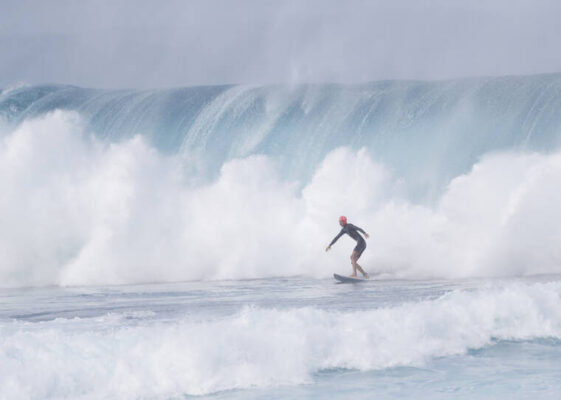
xmin=1 ymin=0 xmax=561 ymax=88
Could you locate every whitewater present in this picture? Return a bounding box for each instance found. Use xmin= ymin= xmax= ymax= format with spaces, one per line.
xmin=2 ymin=277 xmax=560 ymax=399
xmin=1 ymin=74 xmax=561 ymax=399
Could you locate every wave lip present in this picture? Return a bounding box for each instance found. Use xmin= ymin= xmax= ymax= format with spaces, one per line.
xmin=1 ymin=281 xmax=560 ymax=398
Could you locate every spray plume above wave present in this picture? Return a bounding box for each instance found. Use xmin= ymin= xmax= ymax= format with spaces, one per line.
xmin=2 ymin=73 xmax=561 ymax=195
xmin=1 ymin=73 xmax=561 ymax=287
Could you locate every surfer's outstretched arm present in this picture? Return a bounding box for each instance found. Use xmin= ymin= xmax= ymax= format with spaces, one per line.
xmin=326 ymin=229 xmax=344 ymax=251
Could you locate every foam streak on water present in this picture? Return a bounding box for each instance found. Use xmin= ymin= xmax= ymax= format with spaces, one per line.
xmin=1 ymin=276 xmax=560 ymax=399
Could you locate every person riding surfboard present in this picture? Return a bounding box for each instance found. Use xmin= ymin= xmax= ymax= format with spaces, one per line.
xmin=326 ymin=216 xmax=370 ymax=278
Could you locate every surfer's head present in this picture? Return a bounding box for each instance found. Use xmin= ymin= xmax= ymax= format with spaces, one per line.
xmin=339 ymin=216 xmax=347 ymax=226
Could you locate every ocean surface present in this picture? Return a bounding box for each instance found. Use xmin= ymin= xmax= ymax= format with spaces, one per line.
xmin=2 ymin=74 xmax=561 ymax=398
xmin=1 ymin=275 xmax=561 ymax=399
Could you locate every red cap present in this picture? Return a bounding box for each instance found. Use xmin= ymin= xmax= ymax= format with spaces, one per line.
xmin=339 ymin=216 xmax=347 ymax=224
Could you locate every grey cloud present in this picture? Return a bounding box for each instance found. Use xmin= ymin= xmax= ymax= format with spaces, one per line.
xmin=1 ymin=0 xmax=561 ymax=88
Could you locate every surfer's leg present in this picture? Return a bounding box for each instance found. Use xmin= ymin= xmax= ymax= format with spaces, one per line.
xmin=352 ymin=241 xmax=369 ymax=278
xmin=350 ymin=251 xmax=358 ymax=276
xmin=355 ymin=263 xmax=368 ymax=278
xmin=351 ymin=252 xmax=368 ymax=277
xmin=351 ymin=255 xmax=368 ymax=277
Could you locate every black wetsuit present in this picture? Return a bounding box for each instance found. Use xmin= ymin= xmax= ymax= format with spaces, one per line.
xmin=329 ymin=223 xmax=367 ymax=259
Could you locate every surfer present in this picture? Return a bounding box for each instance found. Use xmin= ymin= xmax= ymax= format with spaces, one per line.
xmin=326 ymin=216 xmax=370 ymax=278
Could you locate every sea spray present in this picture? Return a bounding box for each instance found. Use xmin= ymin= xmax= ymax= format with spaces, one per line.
xmin=1 ymin=111 xmax=561 ymax=287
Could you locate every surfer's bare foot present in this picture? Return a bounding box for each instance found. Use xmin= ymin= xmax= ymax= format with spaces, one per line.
xmin=350 ymin=273 xmax=357 ymax=277
xmin=363 ymin=273 xmax=369 ymax=279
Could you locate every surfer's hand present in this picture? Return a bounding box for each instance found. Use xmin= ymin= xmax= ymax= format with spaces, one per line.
xmin=325 ymin=246 xmax=331 ymax=252
xmin=365 ymin=233 xmax=370 ymax=239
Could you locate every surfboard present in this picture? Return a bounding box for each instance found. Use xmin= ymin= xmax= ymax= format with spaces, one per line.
xmin=333 ymin=273 xmax=368 ymax=283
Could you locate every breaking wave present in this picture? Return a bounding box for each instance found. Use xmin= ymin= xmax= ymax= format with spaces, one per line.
xmin=1 ymin=74 xmax=561 ymax=287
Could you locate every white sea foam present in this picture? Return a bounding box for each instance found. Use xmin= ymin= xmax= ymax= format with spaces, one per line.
xmin=1 ymin=281 xmax=560 ymax=399
xmin=1 ymin=111 xmax=561 ymax=287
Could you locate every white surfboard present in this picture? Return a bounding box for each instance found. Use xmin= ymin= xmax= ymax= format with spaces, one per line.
xmin=333 ymin=273 xmax=368 ymax=283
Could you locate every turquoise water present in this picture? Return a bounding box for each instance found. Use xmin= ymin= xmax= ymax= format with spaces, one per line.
xmin=3 ymin=74 xmax=561 ymax=194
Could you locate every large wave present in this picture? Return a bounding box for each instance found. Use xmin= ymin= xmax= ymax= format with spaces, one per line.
xmin=1 ymin=74 xmax=561 ymax=287
xmin=2 ymin=281 xmax=560 ymax=398
xmin=1 ymin=108 xmax=561 ymax=287
xmin=2 ymin=74 xmax=561 ymax=198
